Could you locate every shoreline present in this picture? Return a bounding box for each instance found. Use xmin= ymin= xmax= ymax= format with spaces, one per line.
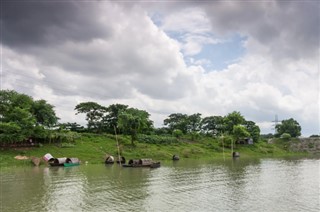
xmin=0 ymin=134 xmax=317 ymax=167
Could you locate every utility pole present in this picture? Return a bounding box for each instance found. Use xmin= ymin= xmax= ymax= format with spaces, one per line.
xmin=272 ymin=114 xmax=280 ymax=134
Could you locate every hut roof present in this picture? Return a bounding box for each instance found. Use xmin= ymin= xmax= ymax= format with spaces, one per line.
xmin=140 ymin=158 xmax=153 ymax=165
xmin=66 ymin=158 xmax=80 ymax=163
xmin=53 ymin=157 xmax=67 ymax=164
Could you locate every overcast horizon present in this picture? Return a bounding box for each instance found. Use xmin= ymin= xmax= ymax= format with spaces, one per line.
xmin=1 ymin=0 xmax=319 ymax=136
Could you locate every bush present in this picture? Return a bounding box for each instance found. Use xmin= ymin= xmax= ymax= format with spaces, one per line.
xmin=172 ymin=129 xmax=183 ymax=138
xmin=218 ymin=135 xmax=234 ymax=148
xmin=281 ymin=133 xmax=291 ymax=140
xmin=61 ymin=143 xmax=75 ymax=148
xmin=138 ymin=134 xmax=178 ymax=145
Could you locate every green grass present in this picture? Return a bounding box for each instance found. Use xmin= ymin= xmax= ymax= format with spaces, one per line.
xmin=0 ymin=134 xmax=310 ymax=167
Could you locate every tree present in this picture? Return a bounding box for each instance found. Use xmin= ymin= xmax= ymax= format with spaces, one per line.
xmin=0 ymin=90 xmax=36 ymax=143
xmin=118 ymin=108 xmax=153 ymax=145
xmin=0 ymin=90 xmax=61 ymax=144
xmin=0 ymin=122 xmax=24 ymax=143
xmin=187 ymin=113 xmax=202 ymax=133
xmin=201 ymin=115 xmax=224 ymax=136
xmin=232 ymin=125 xmax=250 ymax=147
xmin=59 ymin=122 xmax=85 ymax=132
xmin=244 ymin=120 xmax=260 ymax=142
xmin=164 ymin=113 xmax=188 ymax=134
xmin=223 ymin=111 xmax=245 ymax=134
xmin=172 ymin=129 xmax=183 ymax=138
xmin=275 ymin=118 xmax=301 ymax=138
xmin=104 ymin=104 xmax=128 ymax=133
xmin=75 ymin=102 xmax=107 ymax=133
xmin=32 ymin=99 xmax=59 ymax=127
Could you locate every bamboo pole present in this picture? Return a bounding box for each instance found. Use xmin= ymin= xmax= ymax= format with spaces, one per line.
xmin=114 ymin=126 xmax=121 ymax=166
xmin=222 ymin=135 xmax=225 ymax=161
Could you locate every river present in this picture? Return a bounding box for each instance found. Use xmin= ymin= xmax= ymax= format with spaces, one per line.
xmin=1 ymin=157 xmax=319 ymax=212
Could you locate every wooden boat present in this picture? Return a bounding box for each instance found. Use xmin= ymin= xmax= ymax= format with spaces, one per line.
xmin=232 ymin=152 xmax=240 ymax=158
xmin=105 ymin=155 xmax=115 ymax=164
xmin=64 ymin=162 xmax=80 ymax=167
xmin=49 ymin=157 xmax=67 ymax=166
xmin=49 ymin=157 xmax=80 ymax=167
xmin=64 ymin=158 xmax=80 ymax=167
xmin=116 ymin=156 xmax=126 ymax=164
xmin=122 ymin=159 xmax=160 ymax=168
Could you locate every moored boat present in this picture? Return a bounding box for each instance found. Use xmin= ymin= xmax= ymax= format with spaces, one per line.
xmin=122 ymin=159 xmax=160 ymax=168
xmin=49 ymin=157 xmax=67 ymax=166
xmin=105 ymin=155 xmax=115 ymax=164
xmin=64 ymin=158 xmax=80 ymax=167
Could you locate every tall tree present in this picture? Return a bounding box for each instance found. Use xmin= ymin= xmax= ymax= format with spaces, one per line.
xmin=104 ymin=104 xmax=128 ymax=133
xmin=201 ymin=115 xmax=224 ymax=136
xmin=232 ymin=125 xmax=250 ymax=147
xmin=187 ymin=113 xmax=202 ymax=133
xmin=223 ymin=111 xmax=245 ymax=134
xmin=0 ymin=90 xmax=59 ymax=143
xmin=32 ymin=99 xmax=59 ymax=127
xmin=118 ymin=108 xmax=153 ymax=145
xmin=275 ymin=118 xmax=301 ymax=138
xmin=75 ymin=102 xmax=107 ymax=133
xmin=59 ymin=122 xmax=85 ymax=132
xmin=244 ymin=120 xmax=260 ymax=142
xmin=164 ymin=113 xmax=188 ymax=134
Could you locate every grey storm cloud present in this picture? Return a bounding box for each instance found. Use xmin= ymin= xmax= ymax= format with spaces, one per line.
xmin=2 ymin=1 xmax=111 ymax=48
xmin=1 ymin=0 xmax=194 ymax=100
xmin=202 ymin=1 xmax=320 ymax=60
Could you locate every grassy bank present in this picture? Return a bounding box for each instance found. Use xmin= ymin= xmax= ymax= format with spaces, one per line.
xmin=0 ymin=133 xmax=310 ymax=167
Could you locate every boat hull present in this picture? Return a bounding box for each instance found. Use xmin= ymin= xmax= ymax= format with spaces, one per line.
xmin=122 ymin=162 xmax=160 ymax=168
xmin=64 ymin=162 xmax=80 ymax=167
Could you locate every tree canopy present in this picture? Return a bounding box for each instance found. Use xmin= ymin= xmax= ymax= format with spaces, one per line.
xmin=118 ymin=107 xmax=153 ymax=145
xmin=2 ymin=90 xmax=307 ymax=146
xmin=275 ymin=118 xmax=301 ymax=138
xmin=75 ymin=102 xmax=107 ymax=133
xmin=0 ymin=90 xmax=59 ymax=143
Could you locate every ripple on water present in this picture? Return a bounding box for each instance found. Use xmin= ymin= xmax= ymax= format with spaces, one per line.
xmin=1 ymin=159 xmax=319 ymax=212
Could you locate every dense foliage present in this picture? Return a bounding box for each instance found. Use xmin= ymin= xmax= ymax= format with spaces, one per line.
xmin=0 ymin=90 xmax=59 ymax=144
xmin=1 ymin=90 xmax=306 ymax=147
xmin=275 ymin=118 xmax=301 ymax=138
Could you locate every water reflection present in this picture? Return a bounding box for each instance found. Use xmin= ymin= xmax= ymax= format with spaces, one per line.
xmin=41 ymin=166 xmax=87 ymax=211
xmin=0 ymin=158 xmax=319 ymax=212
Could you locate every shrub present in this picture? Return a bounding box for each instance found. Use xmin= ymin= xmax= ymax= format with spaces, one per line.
xmin=281 ymin=133 xmax=291 ymax=140
xmin=172 ymin=129 xmax=183 ymax=138
xmin=61 ymin=143 xmax=75 ymax=148
xmin=218 ymin=135 xmax=234 ymax=148
xmin=138 ymin=134 xmax=178 ymax=145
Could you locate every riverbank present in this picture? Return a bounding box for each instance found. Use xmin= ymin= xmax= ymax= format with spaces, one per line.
xmin=0 ymin=133 xmax=314 ymax=167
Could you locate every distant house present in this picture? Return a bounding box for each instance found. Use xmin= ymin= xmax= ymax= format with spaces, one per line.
xmin=237 ymin=138 xmax=254 ymax=145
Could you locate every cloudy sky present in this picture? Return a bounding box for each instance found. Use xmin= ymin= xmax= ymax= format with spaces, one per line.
xmin=1 ymin=0 xmax=319 ymax=135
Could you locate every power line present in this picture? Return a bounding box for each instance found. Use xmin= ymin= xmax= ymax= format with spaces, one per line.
xmin=271 ymin=114 xmax=282 ymax=134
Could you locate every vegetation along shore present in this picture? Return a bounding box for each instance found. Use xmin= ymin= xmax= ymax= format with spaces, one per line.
xmin=1 ymin=90 xmax=319 ymax=167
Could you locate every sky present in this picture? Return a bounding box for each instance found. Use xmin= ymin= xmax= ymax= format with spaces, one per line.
xmin=1 ymin=0 xmax=319 ymax=136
